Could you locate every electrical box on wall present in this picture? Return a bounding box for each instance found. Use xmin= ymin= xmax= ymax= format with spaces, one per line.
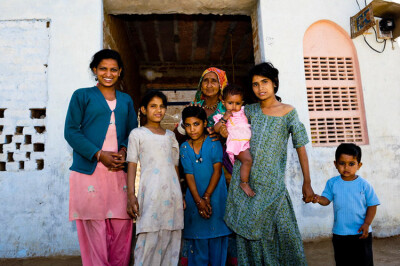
xmin=375 ymin=17 xmax=393 ymax=39
xmin=350 ymin=0 xmax=400 ymax=40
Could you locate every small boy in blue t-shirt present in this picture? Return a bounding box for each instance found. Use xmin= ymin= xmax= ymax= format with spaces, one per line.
xmin=313 ymin=143 xmax=380 ymax=266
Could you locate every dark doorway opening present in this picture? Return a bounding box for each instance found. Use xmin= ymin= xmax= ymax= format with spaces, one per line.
xmin=104 ymin=14 xmax=255 ymax=129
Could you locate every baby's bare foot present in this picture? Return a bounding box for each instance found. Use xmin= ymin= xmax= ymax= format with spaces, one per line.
xmin=240 ymin=183 xmax=256 ymax=197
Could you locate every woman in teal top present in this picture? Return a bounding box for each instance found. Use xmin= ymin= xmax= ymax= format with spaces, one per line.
xmin=65 ymin=85 xmax=137 ymax=174
xmin=64 ymin=49 xmax=137 ymax=266
xmin=224 ymin=62 xmax=315 ymax=265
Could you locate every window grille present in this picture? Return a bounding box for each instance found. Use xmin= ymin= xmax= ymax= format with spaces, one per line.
xmin=303 ymin=21 xmax=368 ymax=146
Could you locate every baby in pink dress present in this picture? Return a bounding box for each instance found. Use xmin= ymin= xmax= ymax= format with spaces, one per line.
xmin=214 ymin=85 xmax=255 ymax=197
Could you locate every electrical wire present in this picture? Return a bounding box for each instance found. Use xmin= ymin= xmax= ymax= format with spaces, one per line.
xmin=355 ymin=0 xmax=387 ymax=53
xmin=372 ymin=26 xmax=385 ymax=43
xmin=363 ymin=35 xmax=387 ymax=53
xmin=356 ymin=0 xmax=361 ymax=10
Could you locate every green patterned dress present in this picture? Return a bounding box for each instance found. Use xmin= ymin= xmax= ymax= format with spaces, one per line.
xmin=224 ymin=103 xmax=309 ymax=265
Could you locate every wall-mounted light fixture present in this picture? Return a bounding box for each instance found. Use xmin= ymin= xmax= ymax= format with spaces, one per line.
xmin=350 ymin=0 xmax=400 ymax=40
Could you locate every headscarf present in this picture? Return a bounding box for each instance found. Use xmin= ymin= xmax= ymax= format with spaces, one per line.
xmin=194 ymin=67 xmax=229 ymax=102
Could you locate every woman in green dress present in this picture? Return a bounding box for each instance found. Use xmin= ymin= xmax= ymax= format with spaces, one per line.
xmin=224 ymin=62 xmax=315 ymax=265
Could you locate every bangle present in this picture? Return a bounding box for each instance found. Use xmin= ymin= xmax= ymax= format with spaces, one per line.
xmin=196 ymin=199 xmax=202 ymax=205
xmin=203 ymin=192 xmax=211 ymax=200
xmin=97 ymin=150 xmax=102 ymax=161
xmin=240 ymin=181 xmax=249 ymax=184
xmin=220 ymin=117 xmax=227 ymax=123
xmin=120 ymin=146 xmax=127 ymax=153
xmin=176 ymin=119 xmax=186 ymax=135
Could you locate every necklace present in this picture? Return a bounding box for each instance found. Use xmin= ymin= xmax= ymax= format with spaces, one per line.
xmin=191 ymin=135 xmax=205 ymax=163
xmin=203 ymin=101 xmax=218 ymax=110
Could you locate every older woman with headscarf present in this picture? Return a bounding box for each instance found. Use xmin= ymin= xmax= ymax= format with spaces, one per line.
xmin=175 ymin=67 xmax=232 ymax=170
xmin=194 ymin=67 xmax=228 ymax=125
xmin=175 ymin=67 xmax=228 ymax=135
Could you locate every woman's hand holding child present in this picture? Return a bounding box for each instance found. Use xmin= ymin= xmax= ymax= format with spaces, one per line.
xmin=207 ymin=127 xmax=221 ymax=141
xmin=302 ymin=182 xmax=315 ymax=203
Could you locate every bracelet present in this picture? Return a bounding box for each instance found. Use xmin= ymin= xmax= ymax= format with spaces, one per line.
xmin=220 ymin=117 xmax=227 ymax=123
xmin=240 ymin=181 xmax=249 ymax=184
xmin=202 ymin=192 xmax=211 ymax=200
xmin=120 ymin=146 xmax=127 ymax=153
xmin=196 ymin=199 xmax=202 ymax=205
xmin=97 ymin=150 xmax=102 ymax=161
xmin=176 ymin=119 xmax=186 ymax=135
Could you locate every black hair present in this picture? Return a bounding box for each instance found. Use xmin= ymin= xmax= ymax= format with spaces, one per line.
xmin=140 ymin=89 xmax=168 ymax=109
xmin=249 ymin=62 xmax=281 ymax=102
xmin=222 ymin=84 xmax=245 ymax=101
xmin=138 ymin=90 xmax=168 ymax=125
xmin=89 ymin=49 xmax=125 ymax=79
xmin=335 ymin=143 xmax=362 ymax=163
xmin=182 ymin=106 xmax=207 ymax=124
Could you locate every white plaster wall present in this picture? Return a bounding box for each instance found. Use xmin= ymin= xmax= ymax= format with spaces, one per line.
xmin=0 ymin=0 xmax=103 ymax=257
xmin=257 ymin=0 xmax=400 ymax=239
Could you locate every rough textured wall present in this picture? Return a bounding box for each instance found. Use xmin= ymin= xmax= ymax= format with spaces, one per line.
xmin=257 ymin=0 xmax=400 ymax=239
xmin=104 ymin=0 xmax=257 ymax=15
xmin=250 ymin=5 xmax=262 ymax=64
xmin=0 ymin=20 xmax=48 ymax=172
xmin=0 ymin=0 xmax=103 ymax=258
xmin=103 ymin=14 xmax=141 ymax=109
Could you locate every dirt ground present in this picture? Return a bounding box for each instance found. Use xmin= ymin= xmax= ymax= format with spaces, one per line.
xmin=1 ymin=235 xmax=399 ymax=266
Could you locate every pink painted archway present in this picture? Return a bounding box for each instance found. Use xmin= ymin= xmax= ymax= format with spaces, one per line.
xmin=303 ymin=20 xmax=368 ymax=146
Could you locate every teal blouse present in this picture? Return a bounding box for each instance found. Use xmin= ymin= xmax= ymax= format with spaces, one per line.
xmin=64 ymin=86 xmax=137 ymax=175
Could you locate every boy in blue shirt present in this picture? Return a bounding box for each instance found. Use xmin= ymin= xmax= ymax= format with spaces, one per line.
xmin=313 ymin=143 xmax=380 ymax=266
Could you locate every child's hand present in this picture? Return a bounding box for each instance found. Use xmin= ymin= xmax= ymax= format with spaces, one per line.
xmin=358 ymin=223 xmax=370 ymax=239
xmin=240 ymin=182 xmax=256 ymax=197
xmin=312 ymin=194 xmax=320 ymax=204
xmin=223 ymin=110 xmax=232 ymax=120
xmin=127 ymin=194 xmax=139 ymax=219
